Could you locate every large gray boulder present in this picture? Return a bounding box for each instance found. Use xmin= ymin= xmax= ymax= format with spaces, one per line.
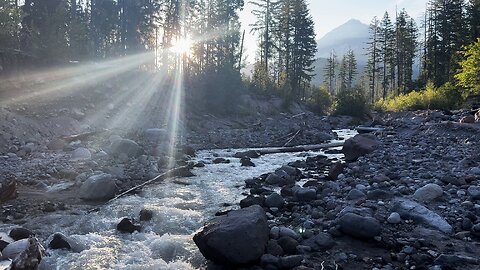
xmin=108 ymin=139 xmax=142 ymax=158
xmin=342 ymin=134 xmax=380 ymax=162
xmin=193 ymin=205 xmax=269 ymax=266
xmin=79 ymin=173 xmax=117 ymax=201
xmin=393 ymin=199 xmax=452 ymax=233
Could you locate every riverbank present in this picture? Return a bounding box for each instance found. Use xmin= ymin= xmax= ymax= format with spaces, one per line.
xmin=195 ymin=109 xmax=480 ymax=270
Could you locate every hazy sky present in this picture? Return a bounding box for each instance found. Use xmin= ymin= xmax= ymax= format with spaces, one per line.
xmin=239 ymin=0 xmax=429 ymax=63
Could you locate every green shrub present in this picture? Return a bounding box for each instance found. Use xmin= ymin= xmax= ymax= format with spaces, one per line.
xmin=333 ymin=85 xmax=370 ymax=117
xmin=306 ymin=85 xmax=333 ymax=114
xmin=375 ymin=82 xmax=463 ymax=112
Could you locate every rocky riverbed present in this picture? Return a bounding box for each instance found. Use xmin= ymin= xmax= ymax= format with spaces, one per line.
xmin=194 ymin=109 xmax=480 ymax=270
xmin=1 ymin=107 xmax=479 ymax=269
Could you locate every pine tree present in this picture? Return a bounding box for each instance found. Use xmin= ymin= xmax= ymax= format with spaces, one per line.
xmin=250 ymin=0 xmax=278 ymax=76
xmin=289 ymin=0 xmax=317 ymax=100
xmin=468 ymin=0 xmax=480 ymax=42
xmin=323 ymin=51 xmax=337 ymax=94
xmin=346 ymin=49 xmax=357 ymax=90
xmin=425 ymin=0 xmax=467 ymax=86
xmin=379 ymin=12 xmax=395 ymax=98
xmin=366 ymin=16 xmax=381 ymax=102
xmin=337 ymin=54 xmax=348 ymax=92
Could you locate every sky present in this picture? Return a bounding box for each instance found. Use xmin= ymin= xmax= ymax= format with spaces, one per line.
xmin=239 ymin=0 xmax=429 ymax=64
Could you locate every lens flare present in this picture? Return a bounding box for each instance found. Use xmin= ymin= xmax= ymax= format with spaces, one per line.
xmin=170 ymin=38 xmax=193 ymax=55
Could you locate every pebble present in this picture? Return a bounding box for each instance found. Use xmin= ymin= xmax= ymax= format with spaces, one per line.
xmin=387 ymin=212 xmax=401 ymax=224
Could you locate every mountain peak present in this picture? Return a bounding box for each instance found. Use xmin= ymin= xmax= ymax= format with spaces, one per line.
xmin=316 ymin=19 xmax=370 ymax=59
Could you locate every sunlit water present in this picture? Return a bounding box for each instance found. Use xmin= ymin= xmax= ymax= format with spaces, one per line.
xmin=24 ymin=130 xmax=356 ymax=270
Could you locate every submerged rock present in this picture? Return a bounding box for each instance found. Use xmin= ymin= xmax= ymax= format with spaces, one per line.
xmin=213 ymin=158 xmax=230 ymax=164
xmin=48 ymin=233 xmax=71 ymax=250
xmin=193 ymin=205 xmax=269 ymax=266
xmin=139 ymin=209 xmax=154 ymax=221
xmin=117 ymin=218 xmax=141 ymax=233
xmin=241 ymin=157 xmax=256 ymax=167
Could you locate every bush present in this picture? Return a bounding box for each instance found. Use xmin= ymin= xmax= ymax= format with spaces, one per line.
xmin=306 ymin=85 xmax=333 ymax=114
xmin=375 ymin=82 xmax=463 ymax=112
xmin=455 ymin=38 xmax=480 ymax=95
xmin=333 ymin=85 xmax=370 ymax=117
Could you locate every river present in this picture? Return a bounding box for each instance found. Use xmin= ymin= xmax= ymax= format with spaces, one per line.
xmin=23 ymin=129 xmax=357 ymax=270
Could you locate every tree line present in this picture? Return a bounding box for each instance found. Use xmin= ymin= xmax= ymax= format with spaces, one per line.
xmin=0 ymin=0 xmax=244 ymax=77
xmin=249 ymin=0 xmax=317 ymax=102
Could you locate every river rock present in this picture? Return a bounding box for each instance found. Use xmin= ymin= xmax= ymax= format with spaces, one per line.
xmin=387 ymin=212 xmax=402 ymax=224
xmin=460 ymin=115 xmax=475 ymax=123
xmin=193 ymin=205 xmax=269 ymax=266
xmin=468 ymin=186 xmax=480 ymax=200
xmin=303 ymin=233 xmax=335 ymax=251
xmin=2 ymin=239 xmax=29 ymax=260
xmin=9 ymin=228 xmax=34 ymax=241
xmin=240 ymin=195 xmax=265 ymax=208
xmin=265 ymin=193 xmax=285 ymax=208
xmin=279 ymin=255 xmax=304 ymax=269
xmin=139 ymin=209 xmax=154 ymax=221
xmin=434 ymin=254 xmax=479 ymax=267
xmin=117 ymin=218 xmax=141 ymax=233
xmin=265 ymin=173 xmax=283 ymax=185
xmin=328 ymin=162 xmax=344 ymax=180
xmin=413 ymin=183 xmax=443 ymax=202
xmin=342 ymin=134 xmax=380 ymax=162
xmin=108 ymin=139 xmax=142 ymax=158
xmin=10 ymin=237 xmax=43 ymax=269
xmin=47 ymin=139 xmax=66 ymax=151
xmin=144 ymin=128 xmax=167 ymax=142
xmin=278 ymin=165 xmax=300 ymax=177
xmin=213 ymin=158 xmax=230 ymax=164
xmin=295 ymin=188 xmax=317 ymax=202
xmin=79 ymin=173 xmax=117 ymax=201
xmin=48 ymin=233 xmax=71 ymax=250
xmin=393 ymin=199 xmax=452 ymax=233
xmin=277 ymin=236 xmax=298 ymax=254
xmin=338 ymin=213 xmax=381 ymax=239
xmin=71 ymin=147 xmax=91 ymax=160
xmin=346 ymin=189 xmax=366 ymax=200
xmin=241 ymin=157 xmax=256 ymax=167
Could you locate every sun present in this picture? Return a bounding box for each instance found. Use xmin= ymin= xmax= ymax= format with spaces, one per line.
xmin=170 ymin=38 xmax=193 ymax=54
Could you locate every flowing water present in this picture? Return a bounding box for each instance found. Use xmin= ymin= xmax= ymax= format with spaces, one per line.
xmin=24 ymin=129 xmax=356 ymax=270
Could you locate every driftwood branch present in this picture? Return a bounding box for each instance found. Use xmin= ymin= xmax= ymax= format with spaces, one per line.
xmin=283 ymin=129 xmax=302 ymax=147
xmin=62 ymin=129 xmax=107 ymax=142
xmin=107 ymin=165 xmax=191 ymax=204
xmin=87 ymin=165 xmax=193 ymax=214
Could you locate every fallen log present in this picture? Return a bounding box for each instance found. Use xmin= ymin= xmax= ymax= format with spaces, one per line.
xmin=234 ymin=142 xmax=343 ymax=157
